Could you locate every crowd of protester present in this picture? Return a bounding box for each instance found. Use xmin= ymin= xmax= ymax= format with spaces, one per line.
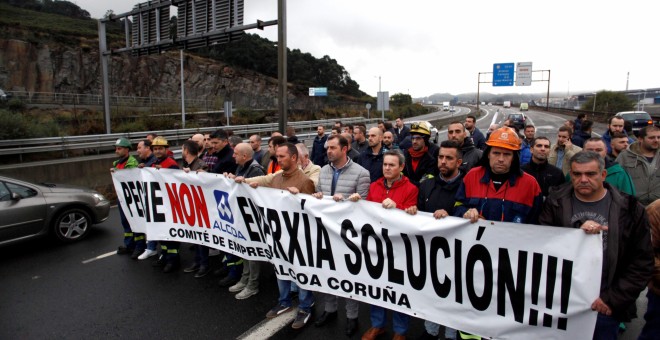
xmin=111 ymin=114 xmax=660 ymax=340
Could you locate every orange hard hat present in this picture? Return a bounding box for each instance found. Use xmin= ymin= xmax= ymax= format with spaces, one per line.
xmin=486 ymin=127 xmax=521 ymax=151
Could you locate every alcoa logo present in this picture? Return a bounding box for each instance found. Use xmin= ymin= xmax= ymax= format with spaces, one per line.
xmin=213 ymin=190 xmax=234 ymax=224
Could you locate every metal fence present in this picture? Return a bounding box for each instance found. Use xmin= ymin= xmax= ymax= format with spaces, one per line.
xmin=7 ymin=91 xmax=219 ymax=108
xmin=0 ymin=117 xmax=379 ymax=162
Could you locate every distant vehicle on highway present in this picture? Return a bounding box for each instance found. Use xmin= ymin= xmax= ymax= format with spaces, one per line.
xmin=506 ymin=113 xmax=527 ymax=130
xmin=615 ymin=111 xmax=652 ymax=135
xmin=449 ymin=106 xmax=455 ymax=113
xmin=520 ymin=103 xmax=529 ymax=111
xmin=405 ymin=120 xmax=439 ymax=144
xmin=0 ymin=89 xmax=9 ymax=102
xmin=442 ymin=102 xmax=450 ymax=111
xmin=0 ymin=175 xmax=110 ymax=246
xmin=503 ymin=101 xmax=511 ymax=108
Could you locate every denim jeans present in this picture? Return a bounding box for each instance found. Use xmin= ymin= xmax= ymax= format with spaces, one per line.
xmin=592 ymin=313 xmax=619 ymax=340
xmin=424 ymin=320 xmax=457 ymax=338
xmin=277 ymin=279 xmax=314 ymax=313
xmin=370 ymin=305 xmax=410 ymax=335
xmin=639 ymin=290 xmax=660 ymax=340
xmin=146 ymin=240 xmax=158 ymax=251
xmin=194 ymin=245 xmax=209 ymax=267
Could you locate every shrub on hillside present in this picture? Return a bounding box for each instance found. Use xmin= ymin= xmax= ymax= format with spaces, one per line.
xmin=0 ymin=110 xmax=60 ymax=139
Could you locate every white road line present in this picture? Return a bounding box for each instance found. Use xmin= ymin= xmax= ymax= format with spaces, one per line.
xmin=82 ymin=251 xmax=117 ymax=264
xmin=236 ymin=310 xmax=297 ymax=340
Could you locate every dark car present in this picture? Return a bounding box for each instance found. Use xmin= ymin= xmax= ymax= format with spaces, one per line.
xmin=0 ymin=175 xmax=110 ymax=246
xmin=506 ymin=113 xmax=527 ymax=130
xmin=615 ymin=111 xmax=653 ymax=134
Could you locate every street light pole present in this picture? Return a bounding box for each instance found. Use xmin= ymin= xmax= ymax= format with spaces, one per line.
xmin=378 ymin=76 xmax=384 ymax=121
xmin=592 ymin=92 xmax=597 ymax=112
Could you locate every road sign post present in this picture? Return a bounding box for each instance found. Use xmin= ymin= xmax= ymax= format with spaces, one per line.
xmin=492 ymin=63 xmax=515 ymax=86
xmin=516 ymin=62 xmax=532 ymax=86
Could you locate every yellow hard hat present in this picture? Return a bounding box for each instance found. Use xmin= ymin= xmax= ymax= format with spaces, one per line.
xmin=151 ymin=136 xmax=169 ymax=147
xmin=410 ymin=121 xmax=431 ymax=136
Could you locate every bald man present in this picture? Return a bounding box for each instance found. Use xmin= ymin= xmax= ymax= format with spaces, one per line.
xmin=359 ymin=127 xmax=385 ymax=182
xmin=233 ymin=143 xmax=266 ymax=179
xmin=191 ymin=133 xmax=205 ymax=157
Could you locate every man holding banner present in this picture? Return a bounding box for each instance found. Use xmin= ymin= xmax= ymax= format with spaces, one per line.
xmin=455 ymin=127 xmax=542 ymax=224
xmin=149 ymin=136 xmax=182 ymax=273
xmin=540 ymin=151 xmax=653 ymax=340
xmin=349 ymin=149 xmax=418 ymax=340
xmin=454 ymin=127 xmax=542 ymax=340
xmin=253 ymin=143 xmax=316 ymax=329
xmin=312 ymin=135 xmax=370 ymax=336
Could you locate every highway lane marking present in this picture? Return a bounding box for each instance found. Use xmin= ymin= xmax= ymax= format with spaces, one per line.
xmin=82 ymin=251 xmax=117 ymax=264
xmin=236 ymin=310 xmax=297 ymax=340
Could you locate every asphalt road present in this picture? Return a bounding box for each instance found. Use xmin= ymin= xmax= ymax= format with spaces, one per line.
xmin=0 ymin=109 xmax=649 ymax=339
xmin=0 ymin=207 xmax=440 ymax=340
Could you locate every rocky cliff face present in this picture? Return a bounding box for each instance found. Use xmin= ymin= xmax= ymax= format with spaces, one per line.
xmin=0 ymin=38 xmax=297 ymax=108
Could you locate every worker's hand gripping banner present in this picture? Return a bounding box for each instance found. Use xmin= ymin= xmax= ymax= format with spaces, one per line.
xmin=113 ymin=168 xmax=601 ymax=339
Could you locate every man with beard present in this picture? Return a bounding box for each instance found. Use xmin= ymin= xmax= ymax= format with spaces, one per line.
xmin=446 ymin=121 xmax=483 ymax=174
xmin=603 ymin=116 xmax=634 ymax=154
xmin=359 ymin=127 xmax=385 ymax=182
xmin=521 ymin=137 xmax=565 ymax=199
xmin=609 ymin=132 xmax=629 ymax=161
xmin=617 ymin=125 xmax=660 ymax=206
xmin=382 ymin=131 xmax=397 ymax=151
xmin=464 ymin=115 xmax=486 ymax=150
xmin=415 ymin=140 xmax=464 ymax=340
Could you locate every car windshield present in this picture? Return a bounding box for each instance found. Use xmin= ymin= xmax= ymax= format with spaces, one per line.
xmin=622 ymin=113 xmax=651 ymax=120
xmin=509 ymin=114 xmax=522 ymax=120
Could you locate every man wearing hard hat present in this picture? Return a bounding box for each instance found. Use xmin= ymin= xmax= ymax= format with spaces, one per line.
xmin=150 ymin=136 xmax=182 ymax=273
xmin=454 ymin=127 xmax=543 ymax=225
xmin=452 ymin=127 xmax=543 ymax=339
xmin=111 ymin=138 xmax=141 ymax=258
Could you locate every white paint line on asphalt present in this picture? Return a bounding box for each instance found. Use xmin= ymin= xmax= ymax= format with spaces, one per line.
xmin=82 ymin=251 xmax=116 ymax=264
xmin=236 ymin=310 xmax=296 ymax=340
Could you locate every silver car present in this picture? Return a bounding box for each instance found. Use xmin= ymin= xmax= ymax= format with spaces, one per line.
xmin=0 ymin=176 xmax=110 ymax=246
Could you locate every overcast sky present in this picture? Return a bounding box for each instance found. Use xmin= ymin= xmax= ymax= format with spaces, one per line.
xmin=78 ymin=0 xmax=659 ymax=98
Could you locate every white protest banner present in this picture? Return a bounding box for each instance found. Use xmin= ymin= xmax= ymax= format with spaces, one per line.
xmin=112 ymin=168 xmax=602 ymax=339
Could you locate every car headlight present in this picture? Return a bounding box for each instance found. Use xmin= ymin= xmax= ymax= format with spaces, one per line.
xmin=93 ymin=193 xmax=108 ymax=203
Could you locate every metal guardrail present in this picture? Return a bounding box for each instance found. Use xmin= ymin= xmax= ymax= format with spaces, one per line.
xmin=0 ymin=117 xmax=380 ymax=162
xmin=6 ymin=91 xmax=218 ymax=108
